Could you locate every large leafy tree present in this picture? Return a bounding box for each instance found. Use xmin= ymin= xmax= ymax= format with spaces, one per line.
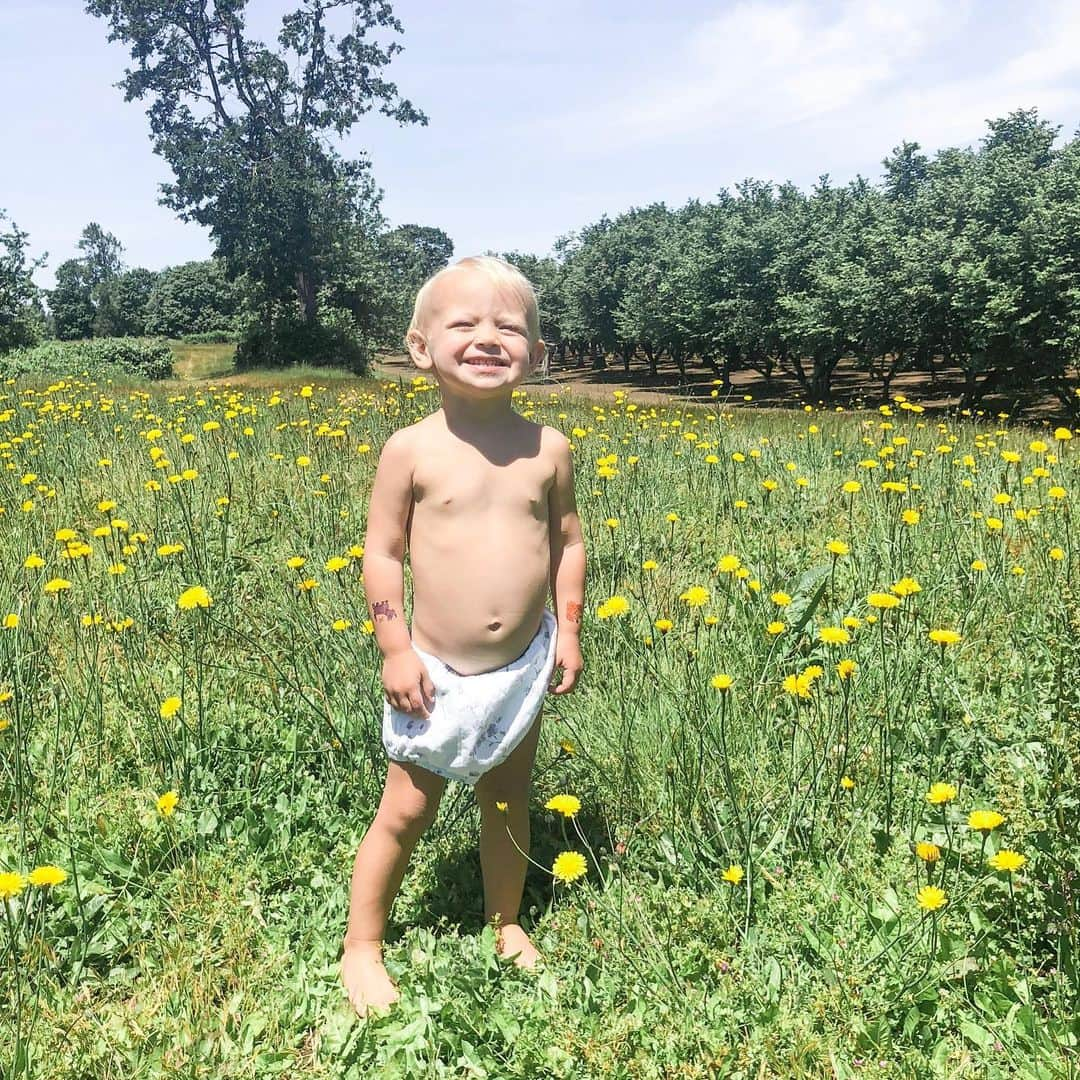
xmin=86 ymin=0 xmax=426 ymax=363
xmin=49 ymin=223 xmax=127 ymax=338
xmin=144 ymin=259 xmax=241 ymax=337
xmin=0 ymin=210 xmax=46 ymax=352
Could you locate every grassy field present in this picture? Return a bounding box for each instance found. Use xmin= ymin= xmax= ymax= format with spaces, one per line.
xmin=1 ymin=369 xmax=1077 ymax=1078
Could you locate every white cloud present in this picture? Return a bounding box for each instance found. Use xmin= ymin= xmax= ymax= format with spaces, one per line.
xmin=544 ymin=0 xmax=1080 ymax=160
xmin=547 ymin=0 xmax=965 ymax=151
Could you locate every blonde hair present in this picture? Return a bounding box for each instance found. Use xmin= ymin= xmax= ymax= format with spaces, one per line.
xmin=407 ymin=255 xmax=542 ymax=344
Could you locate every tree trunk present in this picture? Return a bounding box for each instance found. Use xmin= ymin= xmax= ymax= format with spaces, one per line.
xmin=809 ymin=354 xmax=839 ymax=401
xmin=296 ymin=270 xmax=317 ymax=324
xmin=591 ymin=341 xmax=606 ymax=371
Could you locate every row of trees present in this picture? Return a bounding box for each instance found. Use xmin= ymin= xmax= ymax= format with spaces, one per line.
xmin=505 ymin=109 xmax=1080 ymax=415
xmin=0 ymin=214 xmax=451 ymax=357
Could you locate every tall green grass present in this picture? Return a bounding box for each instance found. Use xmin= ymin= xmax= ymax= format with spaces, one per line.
xmin=0 ymin=373 xmax=1076 ymax=1077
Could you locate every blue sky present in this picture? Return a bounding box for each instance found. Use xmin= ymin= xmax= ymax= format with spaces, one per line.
xmin=4 ymin=0 xmax=1080 ymax=289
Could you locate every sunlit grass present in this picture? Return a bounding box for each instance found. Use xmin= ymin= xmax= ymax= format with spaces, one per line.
xmin=0 ymin=371 xmax=1076 ymax=1077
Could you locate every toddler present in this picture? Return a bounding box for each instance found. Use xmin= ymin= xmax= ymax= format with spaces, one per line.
xmin=341 ymin=256 xmax=586 ymax=1015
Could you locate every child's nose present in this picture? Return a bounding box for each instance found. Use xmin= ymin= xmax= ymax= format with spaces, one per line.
xmin=474 ymin=320 xmax=499 ymax=346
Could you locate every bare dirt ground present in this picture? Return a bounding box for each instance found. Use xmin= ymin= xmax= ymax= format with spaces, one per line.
xmin=370 ymin=353 xmax=1078 ymax=424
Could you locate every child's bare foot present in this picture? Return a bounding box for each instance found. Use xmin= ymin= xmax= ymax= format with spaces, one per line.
xmin=495 ymin=923 xmax=541 ymax=970
xmin=341 ymin=940 xmax=400 ymax=1016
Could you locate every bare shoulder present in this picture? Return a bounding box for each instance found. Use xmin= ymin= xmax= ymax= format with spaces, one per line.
xmin=537 ymin=422 xmax=572 ymax=464
xmin=378 ymin=416 xmax=434 ymax=467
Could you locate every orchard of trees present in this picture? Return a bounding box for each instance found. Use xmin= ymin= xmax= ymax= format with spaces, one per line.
xmin=0 ymin=0 xmax=1078 ymax=416
xmin=501 ymin=110 xmax=1080 ymax=418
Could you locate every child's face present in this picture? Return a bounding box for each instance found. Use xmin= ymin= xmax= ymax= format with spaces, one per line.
xmin=406 ymin=270 xmax=544 ymax=397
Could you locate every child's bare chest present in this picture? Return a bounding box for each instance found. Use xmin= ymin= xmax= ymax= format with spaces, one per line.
xmin=412 ymin=453 xmax=553 ymax=525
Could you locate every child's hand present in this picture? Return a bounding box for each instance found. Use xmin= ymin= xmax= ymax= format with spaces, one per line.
xmin=382 ymin=649 xmax=436 ymax=718
xmin=549 ymin=635 xmax=583 ymax=695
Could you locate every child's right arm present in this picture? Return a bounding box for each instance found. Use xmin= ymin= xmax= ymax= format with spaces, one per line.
xmin=362 ymin=429 xmax=435 ymax=719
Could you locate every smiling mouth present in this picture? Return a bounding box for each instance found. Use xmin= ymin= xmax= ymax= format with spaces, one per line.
xmin=463 ymin=358 xmax=508 ymax=367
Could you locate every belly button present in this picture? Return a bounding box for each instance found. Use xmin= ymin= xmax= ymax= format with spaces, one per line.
xmin=487 ymin=621 xmax=501 ymax=632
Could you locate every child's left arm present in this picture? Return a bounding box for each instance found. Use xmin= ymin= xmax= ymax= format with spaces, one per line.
xmin=547 ymin=431 xmax=585 ymax=695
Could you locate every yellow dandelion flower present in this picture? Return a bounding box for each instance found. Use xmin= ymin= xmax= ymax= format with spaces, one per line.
xmin=0 ymin=872 xmax=27 ymax=900
xmin=902 ymin=509 xmax=921 ymax=525
xmin=558 ymin=738 xmax=576 ymax=756
xmin=891 ymin=577 xmax=921 ymax=597
xmin=596 ymin=595 xmax=629 ymax=619
xmin=968 ymin=810 xmax=1004 ymax=833
xmin=177 ymin=585 xmax=212 ymax=610
xmin=286 ymin=556 xmax=306 ymax=570
xmin=971 ymin=559 xmax=987 ymax=572
xmin=159 ymin=696 xmax=182 ymax=719
xmin=28 ymin=865 xmax=67 ymax=888
xmin=988 ymin=849 xmax=1025 ymax=873
xmin=915 ymin=842 xmax=941 ymax=863
xmin=325 ymin=556 xmax=350 ymax=572
xmin=716 ymin=554 xmax=741 ymax=574
xmin=332 ymin=618 xmax=351 ymax=631
xmin=43 ymin=578 xmax=72 ymax=595
xmin=836 ymin=659 xmax=857 ymax=680
xmin=1048 ymin=486 xmax=1066 ymax=499
xmin=867 ymin=592 xmax=900 ymax=610
xmin=24 ymin=554 xmax=45 ymax=569
xmin=710 ymin=674 xmax=734 ymax=691
xmin=926 ymin=782 xmax=957 ymax=805
xmin=916 ymin=885 xmax=946 ymax=911
xmin=545 ymin=794 xmax=581 ymax=818
xmin=679 ymin=586 xmax=710 ymax=608
xmin=826 ymin=540 xmax=850 ymax=557
xmin=928 ymin=629 xmax=962 ymax=646
xmin=495 ymin=800 xmax=508 ymax=812
xmin=722 ymin=865 xmax=744 ymax=885
xmin=840 ymin=776 xmax=855 ymax=790
xmin=654 ymin=618 xmax=673 ymax=633
xmin=1049 ymin=547 xmax=1064 ymax=561
xmin=770 ymin=591 xmax=792 ymax=607
xmin=818 ymin=626 xmax=850 ymax=646
xmin=642 ymin=559 xmax=658 ymax=571
xmin=552 ymin=851 xmax=588 ymax=883
xmin=841 ymin=481 xmax=861 ymax=494
xmin=156 ymin=790 xmax=179 ymax=816
xmin=3 ymin=614 xmax=19 ymax=630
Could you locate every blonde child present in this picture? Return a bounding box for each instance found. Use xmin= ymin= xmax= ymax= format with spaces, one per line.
xmin=340 ymin=256 xmax=586 ymax=1014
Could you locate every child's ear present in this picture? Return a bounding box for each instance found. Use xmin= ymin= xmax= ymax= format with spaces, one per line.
xmin=406 ymin=328 xmax=432 ymax=369
xmin=529 ymin=338 xmax=547 ymax=374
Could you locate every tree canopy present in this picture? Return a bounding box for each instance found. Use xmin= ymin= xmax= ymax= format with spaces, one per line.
xmin=86 ymin=0 xmax=427 ymax=366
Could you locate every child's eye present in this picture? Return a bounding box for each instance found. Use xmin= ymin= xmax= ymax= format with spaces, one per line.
xmin=500 ymin=325 xmax=523 ymax=333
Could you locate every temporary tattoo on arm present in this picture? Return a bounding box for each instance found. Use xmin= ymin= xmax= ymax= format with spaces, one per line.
xmin=372 ymin=600 xmax=398 ymax=622
xmin=565 ymin=601 xmax=583 ymax=624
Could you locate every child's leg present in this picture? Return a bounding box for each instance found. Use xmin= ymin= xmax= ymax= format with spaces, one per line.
xmin=474 ymin=715 xmax=543 ymax=968
xmin=341 ymin=760 xmax=445 ymax=1013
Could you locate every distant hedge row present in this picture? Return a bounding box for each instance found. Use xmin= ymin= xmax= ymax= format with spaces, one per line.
xmin=0 ymin=337 xmax=174 ymax=381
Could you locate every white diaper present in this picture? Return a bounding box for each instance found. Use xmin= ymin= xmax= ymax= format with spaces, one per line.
xmin=382 ymin=610 xmax=558 ymax=784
